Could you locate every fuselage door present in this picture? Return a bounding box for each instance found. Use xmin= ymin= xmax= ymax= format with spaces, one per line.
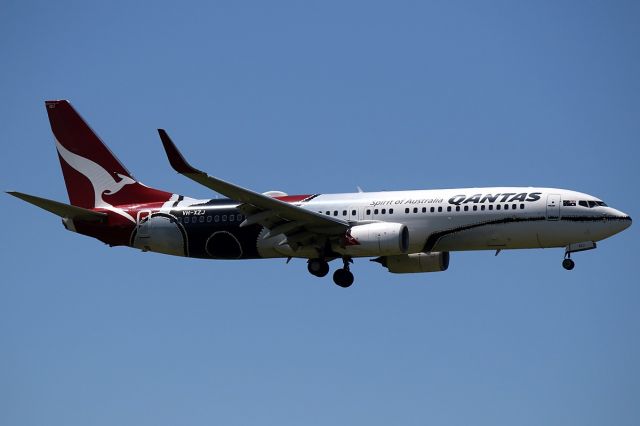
xmin=546 ymin=194 xmax=561 ymax=221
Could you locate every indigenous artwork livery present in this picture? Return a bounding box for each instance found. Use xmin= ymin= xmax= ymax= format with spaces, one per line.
xmin=8 ymin=101 xmax=632 ymax=287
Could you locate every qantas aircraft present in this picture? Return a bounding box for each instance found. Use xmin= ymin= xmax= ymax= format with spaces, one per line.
xmin=8 ymin=100 xmax=632 ymax=287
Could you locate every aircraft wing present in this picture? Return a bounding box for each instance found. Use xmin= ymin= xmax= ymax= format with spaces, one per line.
xmin=158 ymin=130 xmax=349 ymax=247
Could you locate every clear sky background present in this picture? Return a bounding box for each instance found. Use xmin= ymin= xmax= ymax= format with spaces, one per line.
xmin=1 ymin=1 xmax=638 ymax=425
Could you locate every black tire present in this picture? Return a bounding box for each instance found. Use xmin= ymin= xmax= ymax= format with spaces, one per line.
xmin=562 ymin=258 xmax=575 ymax=270
xmin=333 ymin=268 xmax=354 ymax=288
xmin=308 ymin=259 xmax=329 ymax=277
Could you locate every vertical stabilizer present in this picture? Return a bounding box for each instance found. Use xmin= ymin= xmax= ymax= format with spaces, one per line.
xmin=45 ymin=100 xmax=172 ymax=209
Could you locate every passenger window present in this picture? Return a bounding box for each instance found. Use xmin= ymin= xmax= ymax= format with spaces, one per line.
xmin=237 ymin=214 xmax=243 ymax=221
xmin=222 ymin=215 xmax=227 ymax=221
xmin=472 ymin=205 xmax=477 ymax=211
xmin=438 ymin=207 xmax=442 ymax=212
xmin=413 ymin=207 xmax=418 ymax=213
xmin=455 ymin=206 xmax=460 ymax=211
xmin=352 ymin=210 xmax=356 ymax=216
xmin=481 ymin=205 xmax=485 ymax=211
xmin=488 ymin=205 xmax=493 ymax=211
xmin=207 ymin=216 xmax=212 ymax=223
xmin=326 ymin=211 xmax=330 ymax=215
xmin=464 ymin=206 xmax=469 ymax=211
xmin=504 ymin=204 xmax=509 ymax=210
xmin=342 ymin=210 xmax=347 ymax=216
xmin=374 ymin=209 xmax=379 ymax=215
xmin=405 ymin=208 xmax=410 ymax=213
xmin=381 ymin=209 xmax=386 ymax=214
xmin=389 ymin=209 xmax=394 ymax=214
xmin=520 ymin=204 xmax=525 ymax=209
xmin=447 ymin=206 xmax=452 ymax=212
xmin=512 ymin=204 xmax=517 ymax=210
xmin=199 ymin=216 xmax=205 ymax=223
xmin=496 ymin=205 xmax=501 ymax=210
xmin=215 ymin=215 xmax=220 ymax=222
xmin=366 ymin=209 xmax=371 ymax=215
xmin=430 ymin=207 xmax=435 ymax=213
xmin=184 ymin=217 xmax=190 ymax=223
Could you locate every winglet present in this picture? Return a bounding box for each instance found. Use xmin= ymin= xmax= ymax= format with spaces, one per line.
xmin=157 ymin=129 xmax=201 ymax=175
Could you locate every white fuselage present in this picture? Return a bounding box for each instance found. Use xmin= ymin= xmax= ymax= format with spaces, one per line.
xmin=280 ymin=187 xmax=631 ymax=257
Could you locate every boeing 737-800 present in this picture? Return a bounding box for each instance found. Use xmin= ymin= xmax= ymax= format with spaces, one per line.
xmin=8 ymin=101 xmax=632 ymax=287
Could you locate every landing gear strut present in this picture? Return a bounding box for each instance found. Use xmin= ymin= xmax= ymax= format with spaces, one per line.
xmin=307 ymin=258 xmax=329 ymax=277
xmin=333 ymin=258 xmax=354 ymax=288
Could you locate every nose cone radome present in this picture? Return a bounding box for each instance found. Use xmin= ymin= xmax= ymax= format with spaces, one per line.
xmin=612 ymin=209 xmax=632 ymax=234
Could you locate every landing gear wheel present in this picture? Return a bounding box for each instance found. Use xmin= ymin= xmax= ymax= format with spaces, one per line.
xmin=307 ymin=259 xmax=329 ymax=277
xmin=562 ymin=258 xmax=575 ymax=270
xmin=333 ymin=268 xmax=354 ymax=288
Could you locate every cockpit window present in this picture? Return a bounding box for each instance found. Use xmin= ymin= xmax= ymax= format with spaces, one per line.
xmin=578 ymin=200 xmax=607 ymax=208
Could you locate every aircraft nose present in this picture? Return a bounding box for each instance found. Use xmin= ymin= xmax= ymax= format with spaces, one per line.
xmin=614 ymin=209 xmax=632 ymax=230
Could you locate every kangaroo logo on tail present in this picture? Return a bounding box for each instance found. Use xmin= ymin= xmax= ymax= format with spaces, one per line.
xmin=55 ymin=139 xmax=136 ymax=222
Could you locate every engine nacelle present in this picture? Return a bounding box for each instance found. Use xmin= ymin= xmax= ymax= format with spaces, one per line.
xmin=334 ymin=222 xmax=409 ymax=257
xmin=374 ymin=252 xmax=450 ymax=274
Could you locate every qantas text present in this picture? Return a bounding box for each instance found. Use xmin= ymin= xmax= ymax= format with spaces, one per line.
xmin=448 ymin=192 xmax=542 ymax=205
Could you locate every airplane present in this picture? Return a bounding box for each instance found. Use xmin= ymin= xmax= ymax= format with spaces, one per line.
xmin=7 ymin=100 xmax=632 ymax=287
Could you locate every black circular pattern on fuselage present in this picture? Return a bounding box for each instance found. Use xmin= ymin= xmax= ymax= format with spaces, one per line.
xmin=205 ymin=231 xmax=243 ymax=259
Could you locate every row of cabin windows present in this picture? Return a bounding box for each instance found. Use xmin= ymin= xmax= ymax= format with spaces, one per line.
xmin=404 ymin=203 xmax=526 ymax=213
xmin=322 ymin=209 xmax=363 ymax=217
xmin=318 ymin=204 xmax=526 ymax=217
xmin=179 ymin=214 xmax=243 ymax=224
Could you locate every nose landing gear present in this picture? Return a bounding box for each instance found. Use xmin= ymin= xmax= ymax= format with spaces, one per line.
xmin=562 ymin=257 xmax=575 ymax=270
xmin=562 ymin=241 xmax=596 ymax=271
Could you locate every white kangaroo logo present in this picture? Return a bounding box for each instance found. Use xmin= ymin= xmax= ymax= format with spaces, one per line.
xmin=56 ymin=139 xmax=136 ymax=222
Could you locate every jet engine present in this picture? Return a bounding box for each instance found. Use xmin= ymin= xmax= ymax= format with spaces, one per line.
xmin=334 ymin=222 xmax=409 ymax=257
xmin=373 ymin=252 xmax=450 ymax=274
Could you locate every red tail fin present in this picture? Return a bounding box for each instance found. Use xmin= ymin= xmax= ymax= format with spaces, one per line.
xmin=45 ymin=100 xmax=172 ymax=208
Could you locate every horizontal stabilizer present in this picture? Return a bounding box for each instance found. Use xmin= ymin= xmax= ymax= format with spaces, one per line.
xmin=7 ymin=191 xmax=107 ymax=222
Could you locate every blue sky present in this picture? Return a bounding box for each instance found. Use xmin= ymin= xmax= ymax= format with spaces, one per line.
xmin=1 ymin=1 xmax=638 ymax=425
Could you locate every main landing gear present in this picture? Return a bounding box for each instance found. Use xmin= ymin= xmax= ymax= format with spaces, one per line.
xmin=307 ymin=257 xmax=354 ymax=288
xmin=562 ymin=241 xmax=597 ymax=271
xmin=307 ymin=258 xmax=329 ymax=277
